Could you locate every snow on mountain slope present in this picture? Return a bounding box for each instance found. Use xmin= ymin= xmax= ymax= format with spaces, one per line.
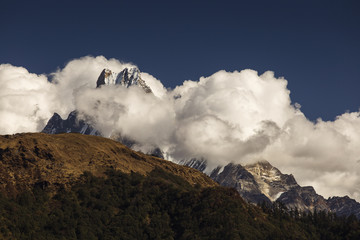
xmin=96 ymin=67 xmax=152 ymax=93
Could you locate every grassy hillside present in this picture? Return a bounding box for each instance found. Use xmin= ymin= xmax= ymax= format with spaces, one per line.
xmin=0 ymin=133 xmax=216 ymax=197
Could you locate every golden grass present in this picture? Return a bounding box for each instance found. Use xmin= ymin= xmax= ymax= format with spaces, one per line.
xmin=0 ymin=133 xmax=217 ymax=197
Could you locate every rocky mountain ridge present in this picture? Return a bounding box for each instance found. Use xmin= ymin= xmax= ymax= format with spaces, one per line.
xmin=184 ymin=158 xmax=360 ymax=218
xmin=42 ymin=111 xmax=100 ymax=135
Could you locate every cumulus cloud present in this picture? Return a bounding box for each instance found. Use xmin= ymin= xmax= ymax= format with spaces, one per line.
xmin=262 ymin=113 xmax=360 ymax=199
xmin=140 ymin=72 xmax=168 ymax=99
xmin=0 ymin=56 xmax=164 ymax=133
xmin=49 ymin=55 xmax=138 ymax=117
xmin=0 ymin=64 xmax=57 ymax=134
xmin=169 ymin=70 xmax=297 ymax=168
xmin=75 ymin=85 xmax=175 ymax=150
xmin=1 ymin=55 xmax=360 ymax=201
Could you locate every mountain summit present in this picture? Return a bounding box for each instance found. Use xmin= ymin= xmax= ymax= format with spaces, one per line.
xmin=96 ymin=67 xmax=152 ymax=93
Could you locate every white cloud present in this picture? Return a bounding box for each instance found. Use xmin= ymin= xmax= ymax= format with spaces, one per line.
xmin=1 ymin=56 xmax=360 ymax=201
xmin=169 ymin=69 xmax=295 ymax=169
xmin=0 ymin=64 xmax=56 ymax=134
xmin=263 ymin=113 xmax=360 ymax=199
xmin=50 ymin=55 xmax=137 ymax=117
xmin=172 ymin=70 xmax=299 ymax=139
xmin=74 ymin=85 xmax=175 ymax=150
xmin=140 ymin=72 xmax=167 ymax=99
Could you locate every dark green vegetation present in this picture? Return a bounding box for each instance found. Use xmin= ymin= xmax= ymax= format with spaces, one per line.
xmin=0 ymin=168 xmax=359 ymax=240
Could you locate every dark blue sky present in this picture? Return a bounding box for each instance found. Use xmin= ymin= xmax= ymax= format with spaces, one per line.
xmin=1 ymin=0 xmax=359 ymax=121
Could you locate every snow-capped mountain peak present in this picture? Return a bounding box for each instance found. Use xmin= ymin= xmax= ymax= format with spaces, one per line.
xmin=96 ymin=67 xmax=152 ymax=93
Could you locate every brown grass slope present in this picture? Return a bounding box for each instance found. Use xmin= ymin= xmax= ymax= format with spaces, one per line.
xmin=0 ymin=133 xmax=216 ymax=197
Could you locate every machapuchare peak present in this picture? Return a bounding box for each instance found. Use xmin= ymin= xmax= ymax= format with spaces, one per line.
xmin=96 ymin=67 xmax=152 ymax=93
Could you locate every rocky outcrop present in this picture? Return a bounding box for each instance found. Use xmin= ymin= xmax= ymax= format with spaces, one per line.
xmin=328 ymin=196 xmax=360 ymax=219
xmin=244 ymin=161 xmax=298 ymax=202
xmin=277 ymin=186 xmax=329 ymax=212
xmin=210 ymin=163 xmax=271 ymax=204
xmin=42 ymin=111 xmax=100 ymax=135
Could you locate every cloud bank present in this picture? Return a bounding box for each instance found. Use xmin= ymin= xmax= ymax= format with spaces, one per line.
xmin=0 ymin=64 xmax=56 ymax=134
xmin=1 ymin=56 xmax=360 ymax=201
